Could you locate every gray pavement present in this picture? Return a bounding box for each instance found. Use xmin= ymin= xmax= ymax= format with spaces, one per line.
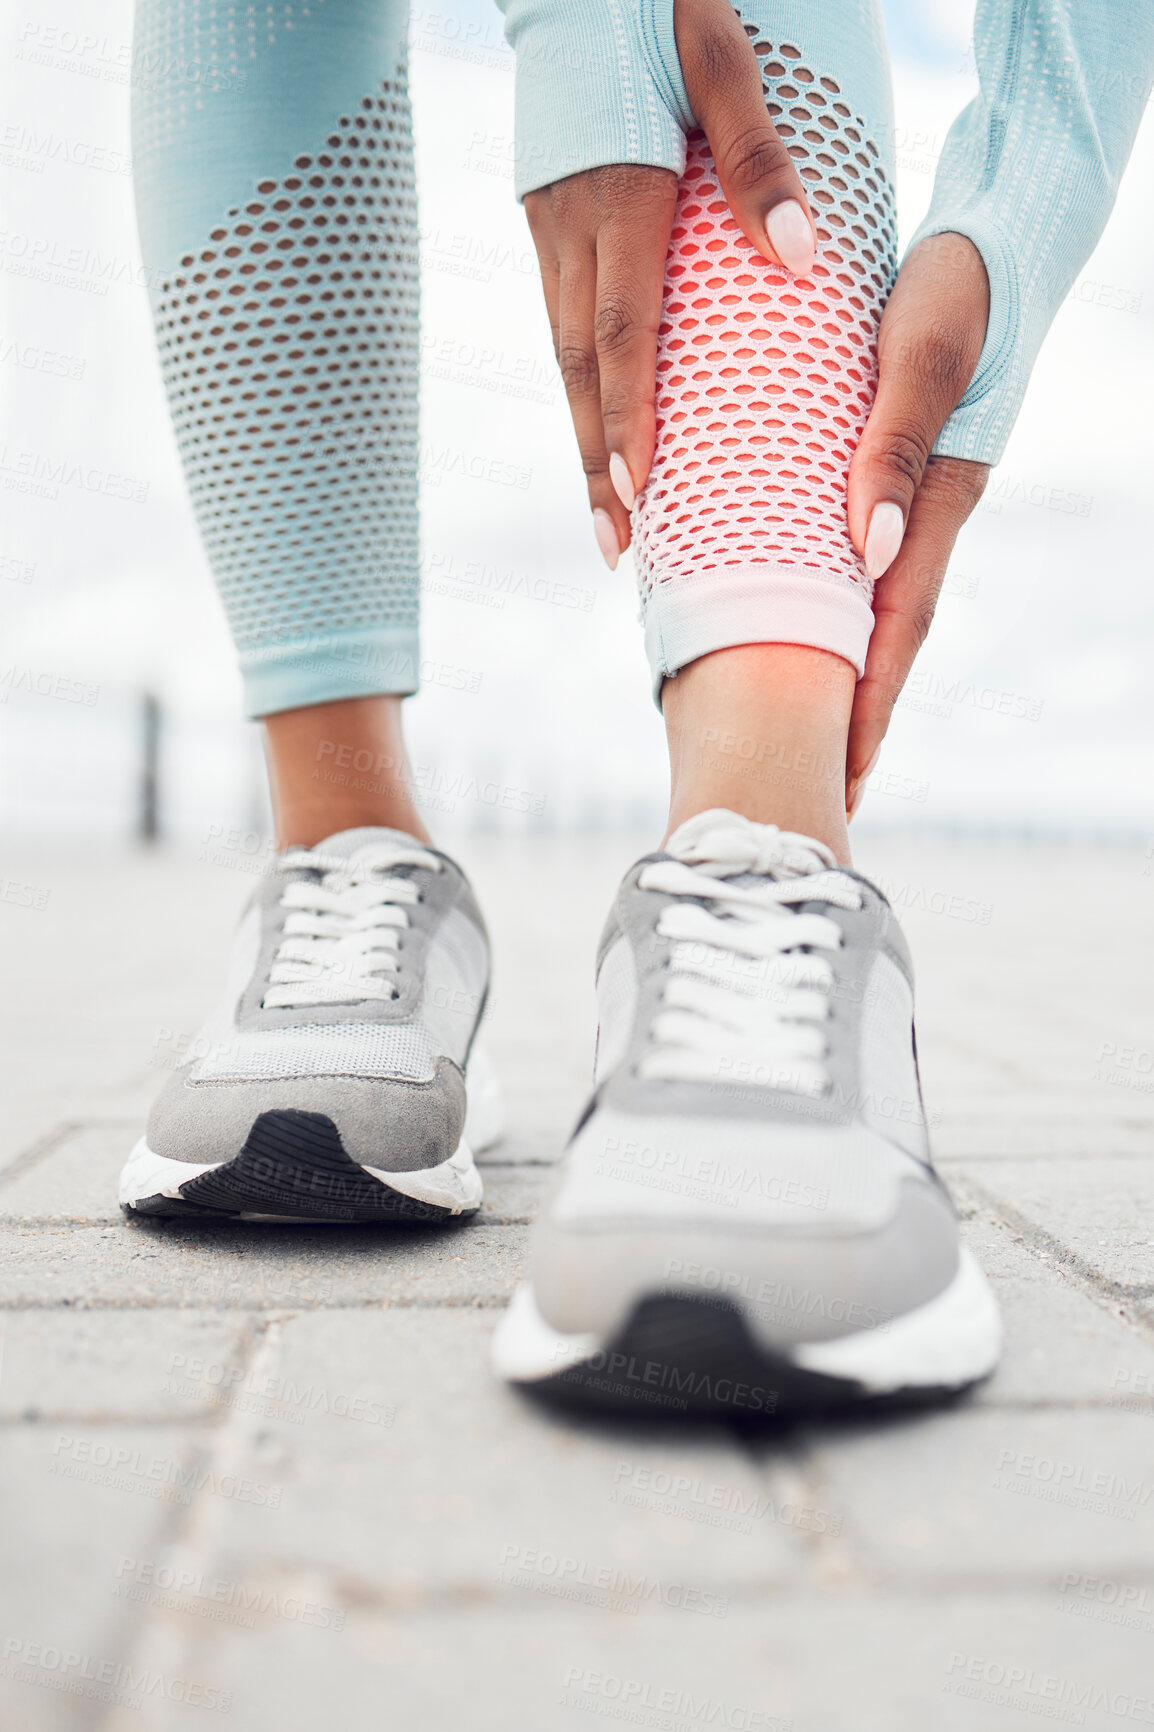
xmin=1 ymin=831 xmax=1153 ymax=1730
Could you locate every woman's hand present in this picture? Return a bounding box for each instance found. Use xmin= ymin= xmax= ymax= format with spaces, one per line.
xmin=523 ymin=0 xmax=991 ymax=817
xmin=844 ymin=231 xmax=991 ymax=815
xmin=523 ymin=0 xmax=815 ymax=568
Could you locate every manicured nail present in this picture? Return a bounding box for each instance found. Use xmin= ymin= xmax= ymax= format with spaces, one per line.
xmin=592 ymin=508 xmax=620 ymax=571
xmin=863 ymin=502 xmax=905 ymax=580
xmin=764 ymin=199 xmax=815 ymax=275
xmin=609 ymin=452 xmax=636 ymax=511
xmin=846 ymin=745 xmax=882 ymax=819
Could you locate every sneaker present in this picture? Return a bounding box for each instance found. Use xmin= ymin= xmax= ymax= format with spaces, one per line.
xmin=492 ymin=809 xmax=1000 ymax=1416
xmin=119 ymin=827 xmax=501 ymax=1222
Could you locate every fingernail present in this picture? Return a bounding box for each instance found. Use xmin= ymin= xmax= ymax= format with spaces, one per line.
xmin=592 ymin=508 xmax=620 ymax=571
xmin=764 ymin=200 xmax=815 ymax=275
xmin=863 ymin=502 xmax=905 ymax=580
xmin=609 ymin=452 xmax=636 ymax=511
xmin=846 ymin=745 xmax=881 ymax=819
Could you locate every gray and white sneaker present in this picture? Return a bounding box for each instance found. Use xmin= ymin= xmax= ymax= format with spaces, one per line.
xmin=120 ymin=827 xmax=501 ymax=1223
xmin=493 ymin=809 xmax=1000 ymax=1416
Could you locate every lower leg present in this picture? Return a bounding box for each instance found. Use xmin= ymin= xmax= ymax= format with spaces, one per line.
xmin=662 ymin=644 xmax=855 ymax=863
xmin=264 ymin=696 xmax=430 ymax=849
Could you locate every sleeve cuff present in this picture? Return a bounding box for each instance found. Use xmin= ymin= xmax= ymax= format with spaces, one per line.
xmin=500 ymin=0 xmax=691 ymax=200
xmin=905 ymin=212 xmax=1024 ymax=466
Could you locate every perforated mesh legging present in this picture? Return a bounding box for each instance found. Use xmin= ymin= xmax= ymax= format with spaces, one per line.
xmin=632 ymin=15 xmax=898 ymax=697
xmin=133 ymin=0 xmax=418 ymax=717
xmin=134 ymin=2 xmax=896 ymax=717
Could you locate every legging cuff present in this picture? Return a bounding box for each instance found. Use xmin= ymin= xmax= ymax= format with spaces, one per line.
xmin=241 ymin=626 xmax=419 ymax=718
xmin=644 ymin=568 xmax=872 ymax=706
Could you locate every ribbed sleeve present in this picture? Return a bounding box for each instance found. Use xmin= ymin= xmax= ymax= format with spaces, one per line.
xmin=495 ymin=0 xmax=693 ymax=198
xmin=497 ymin=0 xmax=1154 ymax=467
xmin=911 ymin=0 xmax=1154 ymax=464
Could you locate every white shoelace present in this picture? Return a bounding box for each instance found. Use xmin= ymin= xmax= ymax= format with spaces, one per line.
xmin=638 ymin=812 xmax=863 ymax=1097
xmin=261 ymin=840 xmax=441 ymax=1011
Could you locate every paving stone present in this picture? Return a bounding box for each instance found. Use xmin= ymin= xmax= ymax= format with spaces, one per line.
xmin=97 ymin=1590 xmax=1154 ymax=1732
xmin=811 ymin=1409 xmax=1154 ymax=1577
xmin=171 ymin=1309 xmax=806 ymax=1595
xmin=0 ymin=1121 xmax=553 ymax=1225
xmin=0 ymin=1221 xmax=527 ymax=1309
xmin=0 ymin=1426 xmax=198 ymax=1732
xmin=960 ymin=1212 xmax=1154 ymax=1409
xmin=953 ymin=1159 xmax=1154 ymax=1291
xmin=0 ymin=1312 xmax=247 ymax=1420
xmin=936 ymin=1117 xmax=1154 ymax=1162
xmin=6 ymin=836 xmax=1154 ymax=1728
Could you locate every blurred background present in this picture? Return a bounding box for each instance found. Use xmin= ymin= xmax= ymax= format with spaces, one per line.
xmin=1 ymin=0 xmax=1152 ymax=849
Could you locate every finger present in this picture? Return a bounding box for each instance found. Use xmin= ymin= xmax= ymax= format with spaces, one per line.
xmin=555 ymin=237 xmax=630 ymax=568
xmin=847 ymin=232 xmax=990 ymax=581
xmin=593 ymin=170 xmax=678 ymax=511
xmin=675 ymin=0 xmax=815 ymax=274
xmin=845 ymin=456 xmax=989 ymax=811
xmin=524 ymin=190 xmax=561 ymax=361
xmin=527 ymin=189 xmax=624 ymax=561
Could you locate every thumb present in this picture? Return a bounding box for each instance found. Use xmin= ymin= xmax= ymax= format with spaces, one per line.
xmin=675 ymin=0 xmax=816 ymax=274
xmin=848 ymin=232 xmax=989 ymax=582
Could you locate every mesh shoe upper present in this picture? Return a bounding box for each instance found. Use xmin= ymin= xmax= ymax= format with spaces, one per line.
xmin=147 ymin=828 xmax=489 ymax=1171
xmin=530 ymin=812 xmax=958 ymax=1348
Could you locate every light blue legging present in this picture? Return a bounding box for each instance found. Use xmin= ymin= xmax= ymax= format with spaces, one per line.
xmin=135 ymin=3 xmax=1153 ymax=722
xmin=135 ymin=0 xmax=898 ymax=721
xmin=133 ymin=0 xmax=418 ymax=718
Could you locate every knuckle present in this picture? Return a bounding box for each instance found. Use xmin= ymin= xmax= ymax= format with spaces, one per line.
xmin=922 ymin=454 xmax=989 ymax=514
xmin=723 ymin=127 xmax=790 ymax=196
xmin=558 ymin=344 xmax=599 ymax=398
xmin=905 ymin=600 xmax=937 ymax=652
xmin=592 ymin=298 xmax=639 ymax=356
xmin=875 ymin=429 xmax=931 ymax=493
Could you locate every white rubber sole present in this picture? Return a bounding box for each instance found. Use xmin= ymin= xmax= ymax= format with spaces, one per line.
xmin=118 ymin=1132 xmax=484 ymax=1218
xmin=491 ymin=1248 xmax=1002 ymax=1398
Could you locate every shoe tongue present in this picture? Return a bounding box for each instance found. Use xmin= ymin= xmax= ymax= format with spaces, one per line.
xmin=295 ymin=825 xmax=429 ymax=862
xmin=665 ymin=809 xmax=835 ymax=881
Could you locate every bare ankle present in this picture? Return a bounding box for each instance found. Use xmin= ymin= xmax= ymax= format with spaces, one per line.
xmin=662 ymin=644 xmax=855 ymax=864
xmin=263 ymin=696 xmax=431 ymax=849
